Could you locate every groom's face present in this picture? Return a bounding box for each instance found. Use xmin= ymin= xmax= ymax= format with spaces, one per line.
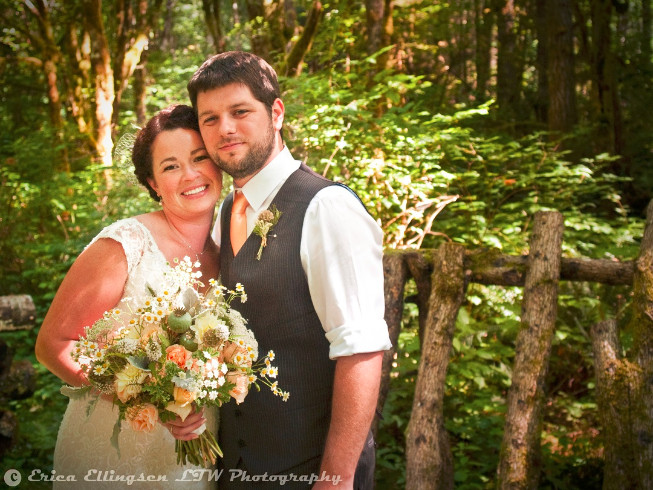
xmin=196 ymin=83 xmax=284 ymax=186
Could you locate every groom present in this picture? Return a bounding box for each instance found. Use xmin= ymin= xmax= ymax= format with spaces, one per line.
xmin=187 ymin=51 xmax=391 ymax=489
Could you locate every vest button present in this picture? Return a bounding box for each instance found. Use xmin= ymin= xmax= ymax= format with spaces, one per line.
xmin=234 ymin=409 xmax=242 ymax=417
xmin=238 ymin=439 xmax=247 ymax=448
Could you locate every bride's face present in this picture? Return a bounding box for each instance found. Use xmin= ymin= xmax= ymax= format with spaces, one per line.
xmin=147 ymin=128 xmax=222 ymax=217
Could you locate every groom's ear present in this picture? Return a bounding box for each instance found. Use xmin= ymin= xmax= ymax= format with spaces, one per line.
xmin=271 ymin=98 xmax=284 ymax=132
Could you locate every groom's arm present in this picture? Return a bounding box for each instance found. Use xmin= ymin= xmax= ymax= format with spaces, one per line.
xmin=316 ymin=351 xmax=383 ymax=487
xmin=302 ymin=186 xmax=392 ymax=487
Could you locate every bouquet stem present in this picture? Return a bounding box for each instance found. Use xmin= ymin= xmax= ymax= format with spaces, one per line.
xmin=175 ymin=430 xmax=223 ymax=468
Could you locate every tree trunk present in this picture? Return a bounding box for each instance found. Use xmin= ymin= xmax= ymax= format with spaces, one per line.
xmin=246 ymin=0 xmax=270 ymax=60
xmin=547 ymin=0 xmax=576 ymax=133
xmin=643 ymin=0 xmax=652 ymax=67
xmin=475 ymin=0 xmax=493 ymax=101
xmin=112 ymin=0 xmax=156 ymax=130
xmin=366 ymin=0 xmax=385 ymax=56
xmin=380 ymin=0 xmax=394 ymax=70
xmin=160 ymin=0 xmax=175 ymax=51
xmin=590 ymin=319 xmax=643 ymax=489
xmin=84 ymin=0 xmax=116 ymax=171
xmin=590 ymin=0 xmax=624 ymax=155
xmin=284 ymin=0 xmax=323 ymax=77
xmin=25 ymin=0 xmax=70 ymax=171
xmin=405 ymin=243 xmax=466 ymax=490
xmin=63 ymin=24 xmax=93 ymax=137
xmin=0 ymin=295 xmax=36 ymax=332
xmin=133 ymin=54 xmax=148 ymax=126
xmin=493 ymin=0 xmax=522 ymax=119
xmin=375 ymin=252 xmax=409 ymax=436
xmin=366 ymin=0 xmax=394 ymax=114
xmin=629 ymin=199 xmax=653 ymax=488
xmin=534 ymin=0 xmax=548 ymax=123
xmin=266 ymin=0 xmax=295 ymax=56
xmin=497 ymin=211 xmax=564 ymax=489
xmin=202 ymin=0 xmax=224 ymax=53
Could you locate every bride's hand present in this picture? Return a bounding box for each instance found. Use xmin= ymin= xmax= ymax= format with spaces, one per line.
xmin=163 ymin=406 xmax=206 ymax=441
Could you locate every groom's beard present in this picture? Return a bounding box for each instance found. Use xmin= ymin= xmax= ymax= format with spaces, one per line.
xmin=211 ymin=119 xmax=276 ymax=181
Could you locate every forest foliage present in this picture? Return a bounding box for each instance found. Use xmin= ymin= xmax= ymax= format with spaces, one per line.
xmin=1 ymin=0 xmax=651 ymax=488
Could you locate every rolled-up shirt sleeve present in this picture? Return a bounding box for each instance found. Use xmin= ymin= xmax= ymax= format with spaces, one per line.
xmin=301 ymin=185 xmax=392 ymax=359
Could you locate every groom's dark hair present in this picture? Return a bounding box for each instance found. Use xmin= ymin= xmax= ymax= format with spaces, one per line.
xmin=187 ymin=51 xmax=281 ymax=116
xmin=132 ymin=104 xmax=200 ymax=202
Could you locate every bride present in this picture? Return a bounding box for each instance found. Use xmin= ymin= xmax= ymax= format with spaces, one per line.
xmin=36 ymin=104 xmax=221 ymax=489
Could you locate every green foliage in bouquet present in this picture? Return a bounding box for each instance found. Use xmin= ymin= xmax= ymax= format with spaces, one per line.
xmin=62 ymin=257 xmax=288 ymax=468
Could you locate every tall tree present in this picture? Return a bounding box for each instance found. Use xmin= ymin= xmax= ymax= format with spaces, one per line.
xmin=283 ymin=0 xmax=324 ymax=76
xmin=266 ymin=0 xmax=298 ymax=57
xmin=474 ymin=0 xmax=493 ymax=101
xmin=202 ymin=0 xmax=225 ymax=53
xmin=643 ymin=0 xmax=652 ymax=66
xmin=365 ymin=0 xmax=394 ymax=95
xmin=533 ymin=0 xmax=548 ymax=123
xmin=61 ymin=15 xmax=93 ymax=137
xmin=246 ymin=0 xmax=271 ymax=60
xmin=589 ymin=0 xmax=624 ymax=155
xmin=366 ymin=0 xmax=385 ymax=56
xmin=546 ymin=0 xmax=576 ymax=132
xmin=84 ymin=0 xmax=115 ymax=169
xmin=7 ymin=1 xmax=70 ymax=171
xmin=112 ymin=0 xmax=162 ymax=130
xmin=493 ymin=0 xmax=523 ymax=119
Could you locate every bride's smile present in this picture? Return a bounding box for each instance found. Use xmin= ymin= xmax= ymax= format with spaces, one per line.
xmin=147 ymin=128 xmax=222 ymax=218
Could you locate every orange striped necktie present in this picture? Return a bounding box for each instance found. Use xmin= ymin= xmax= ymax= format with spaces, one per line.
xmin=230 ymin=190 xmax=249 ymax=255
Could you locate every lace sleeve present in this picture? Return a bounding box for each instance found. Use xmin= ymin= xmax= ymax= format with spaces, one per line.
xmin=85 ymin=218 xmax=152 ymax=275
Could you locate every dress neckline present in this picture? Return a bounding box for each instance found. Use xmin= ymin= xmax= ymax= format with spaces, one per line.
xmin=127 ymin=216 xmax=169 ymax=266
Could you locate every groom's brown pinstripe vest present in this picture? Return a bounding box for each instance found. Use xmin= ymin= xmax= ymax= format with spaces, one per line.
xmin=218 ymin=164 xmax=337 ymax=475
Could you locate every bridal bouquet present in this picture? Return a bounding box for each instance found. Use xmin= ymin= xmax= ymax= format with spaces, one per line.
xmin=62 ymin=256 xmax=288 ymax=468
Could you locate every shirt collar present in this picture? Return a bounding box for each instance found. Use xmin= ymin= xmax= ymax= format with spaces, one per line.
xmin=239 ymin=146 xmax=299 ymax=212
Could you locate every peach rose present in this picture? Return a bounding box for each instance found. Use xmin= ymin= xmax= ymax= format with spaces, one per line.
xmin=128 ymin=404 xmax=159 ymax=432
xmin=140 ymin=323 xmax=164 ymax=344
xmin=226 ymin=371 xmax=249 ymax=404
xmin=166 ymin=387 xmax=197 ymax=421
xmin=173 ymin=386 xmax=197 ymax=406
xmin=222 ymin=342 xmax=252 ymax=368
xmin=166 ymin=344 xmax=191 ymax=369
xmin=188 ymin=358 xmax=202 ymax=373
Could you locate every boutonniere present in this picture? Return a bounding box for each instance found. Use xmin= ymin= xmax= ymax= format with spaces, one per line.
xmin=253 ymin=205 xmax=282 ymax=260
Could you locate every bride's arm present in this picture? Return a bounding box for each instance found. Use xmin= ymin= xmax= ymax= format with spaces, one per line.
xmin=35 ymin=238 xmax=128 ymax=387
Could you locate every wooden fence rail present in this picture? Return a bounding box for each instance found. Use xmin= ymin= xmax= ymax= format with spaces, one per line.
xmin=378 ymin=207 xmax=653 ymax=489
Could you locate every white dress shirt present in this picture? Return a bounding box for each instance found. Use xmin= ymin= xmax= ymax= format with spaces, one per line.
xmin=212 ymin=147 xmax=392 ymax=358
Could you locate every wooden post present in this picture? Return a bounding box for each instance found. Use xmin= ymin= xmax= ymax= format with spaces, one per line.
xmin=404 ymin=250 xmax=435 ymax=345
xmin=629 ymin=199 xmax=653 ymax=488
xmin=405 ymin=243 xmax=466 ymax=490
xmin=590 ymin=319 xmax=642 ymax=489
xmin=0 ymin=295 xmax=36 ymax=332
xmin=375 ymin=252 xmax=409 ymax=434
xmin=497 ymin=211 xmax=564 ymax=489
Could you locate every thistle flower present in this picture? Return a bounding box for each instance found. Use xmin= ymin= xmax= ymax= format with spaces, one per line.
xmin=253 ymin=205 xmax=282 ymax=260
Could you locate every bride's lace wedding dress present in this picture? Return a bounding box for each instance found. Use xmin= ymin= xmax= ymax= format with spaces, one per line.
xmin=53 ymin=218 xmax=217 ymax=489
